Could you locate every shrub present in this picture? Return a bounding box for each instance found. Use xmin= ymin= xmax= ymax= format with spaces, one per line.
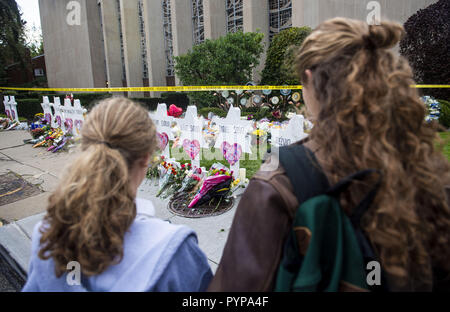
xmin=15 ymin=98 xmax=42 ymax=120
xmin=400 ymin=0 xmax=450 ymax=101
xmin=160 ymin=92 xmax=190 ymax=109
xmin=261 ymin=27 xmax=312 ymax=85
xmin=131 ymin=97 xmax=164 ymax=111
xmin=198 ymin=107 xmax=227 ymax=118
xmin=74 ymin=93 xmax=112 ymax=109
xmin=175 ymin=31 xmax=265 ymax=107
xmin=439 ymin=99 xmax=450 ymax=128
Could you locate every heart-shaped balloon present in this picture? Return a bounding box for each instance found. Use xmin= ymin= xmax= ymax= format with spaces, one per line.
xmin=157 ymin=132 xmax=169 ymax=151
xmin=221 ymin=142 xmax=242 ymax=166
xmin=168 ymin=104 xmax=183 ymax=117
xmin=183 ymin=139 xmax=200 ymax=160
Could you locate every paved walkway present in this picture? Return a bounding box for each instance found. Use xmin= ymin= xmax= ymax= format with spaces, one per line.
xmin=0 ymin=130 xmax=240 ymax=287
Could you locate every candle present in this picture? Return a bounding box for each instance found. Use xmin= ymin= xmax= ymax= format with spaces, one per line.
xmin=239 ymin=168 xmax=246 ymax=182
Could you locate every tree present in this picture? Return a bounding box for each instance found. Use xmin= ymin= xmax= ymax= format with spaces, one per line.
xmin=261 ymin=26 xmax=312 ymax=86
xmin=174 ymin=31 xmax=265 ymax=107
xmin=28 ymin=34 xmax=44 ymax=58
xmin=399 ymin=0 xmax=450 ymax=101
xmin=0 ymin=0 xmax=29 ymax=85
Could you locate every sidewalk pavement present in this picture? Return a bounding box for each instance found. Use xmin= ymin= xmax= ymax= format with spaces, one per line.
xmin=0 ymin=130 xmax=240 ymax=285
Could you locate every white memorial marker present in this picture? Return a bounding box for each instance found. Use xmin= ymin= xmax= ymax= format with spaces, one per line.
xmin=3 ymin=96 xmax=11 ymax=120
xmin=41 ymin=96 xmax=53 ymax=125
xmin=9 ymin=96 xmax=19 ymax=122
xmin=72 ymin=99 xmax=85 ymax=136
xmin=177 ymin=106 xmax=204 ymax=168
xmin=214 ymin=106 xmax=253 ymax=178
xmin=62 ymin=98 xmax=75 ymax=134
xmin=271 ymin=114 xmax=308 ymax=147
xmin=52 ymin=97 xmax=64 ymax=129
xmin=150 ymin=103 xmax=174 ymax=158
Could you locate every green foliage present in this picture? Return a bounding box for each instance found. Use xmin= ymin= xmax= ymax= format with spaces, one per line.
xmin=71 ymin=93 xmax=112 ymax=109
xmin=28 ymin=32 xmax=44 ymax=58
xmin=0 ymin=0 xmax=29 ymax=85
xmin=133 ymin=92 xmax=189 ymax=111
xmin=400 ymin=0 xmax=450 ymax=101
xmin=261 ymin=27 xmax=312 ymax=85
xmin=11 ymin=98 xmax=42 ymax=120
xmin=438 ymin=132 xmax=450 ymax=161
xmin=132 ymin=97 xmax=164 ymax=111
xmin=198 ymin=107 xmax=227 ymax=118
xmin=174 ymin=31 xmax=265 ymax=108
xmin=439 ymin=99 xmax=450 ymax=128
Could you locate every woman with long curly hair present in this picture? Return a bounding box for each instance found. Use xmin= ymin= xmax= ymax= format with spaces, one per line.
xmin=22 ymin=98 xmax=212 ymax=291
xmin=208 ymin=17 xmax=450 ymax=292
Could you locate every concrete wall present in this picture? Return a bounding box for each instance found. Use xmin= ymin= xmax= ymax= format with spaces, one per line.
xmin=119 ymin=0 xmax=144 ymax=97
xmin=170 ymin=0 xmax=194 ymax=86
xmin=292 ymin=0 xmax=438 ymax=28
xmin=40 ymin=0 xmax=439 ymax=90
xmin=39 ymin=0 xmax=106 ymax=89
xmin=99 ymin=0 xmax=122 ymax=90
xmin=142 ymin=0 xmax=166 ymax=96
xmin=204 ymin=0 xmax=227 ymax=40
xmin=243 ymin=0 xmax=270 ymax=83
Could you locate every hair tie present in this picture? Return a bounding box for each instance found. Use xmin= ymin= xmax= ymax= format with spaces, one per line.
xmin=97 ymin=141 xmax=113 ymax=149
xmin=362 ymin=34 xmax=376 ymax=51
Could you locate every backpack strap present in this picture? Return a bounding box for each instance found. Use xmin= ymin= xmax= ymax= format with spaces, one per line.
xmin=326 ymin=169 xmax=382 ymax=228
xmin=279 ymin=144 xmax=330 ymax=205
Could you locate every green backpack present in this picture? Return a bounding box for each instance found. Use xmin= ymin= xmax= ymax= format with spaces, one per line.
xmin=274 ymin=144 xmax=385 ymax=292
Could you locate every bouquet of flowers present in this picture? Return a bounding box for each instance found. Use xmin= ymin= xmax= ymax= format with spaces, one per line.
xmin=422 ymin=96 xmax=441 ymax=122
xmin=147 ymin=155 xmax=165 ymax=180
xmin=178 ymin=167 xmax=205 ymax=193
xmin=188 ymin=163 xmax=234 ymax=208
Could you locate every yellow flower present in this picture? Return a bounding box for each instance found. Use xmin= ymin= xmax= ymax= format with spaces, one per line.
xmin=252 ymin=129 xmax=265 ymax=136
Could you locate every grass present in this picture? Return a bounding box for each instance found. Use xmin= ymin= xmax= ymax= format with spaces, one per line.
xmin=0 ymin=114 xmax=27 ymax=122
xmin=438 ymin=132 xmax=450 ymax=161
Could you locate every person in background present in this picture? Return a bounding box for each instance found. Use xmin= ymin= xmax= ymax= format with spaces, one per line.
xmin=208 ymin=17 xmax=450 ymax=292
xmin=23 ymin=97 xmax=212 ymax=292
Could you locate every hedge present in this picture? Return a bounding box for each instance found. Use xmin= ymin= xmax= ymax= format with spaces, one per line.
xmin=439 ymin=99 xmax=450 ymax=128
xmin=12 ymin=99 xmax=42 ymax=120
xmin=198 ymin=107 xmax=227 ymax=118
xmin=160 ymin=92 xmax=190 ymax=109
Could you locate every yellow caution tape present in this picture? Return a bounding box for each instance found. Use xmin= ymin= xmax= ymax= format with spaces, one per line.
xmin=0 ymin=85 xmax=448 ymax=93
xmin=0 ymin=85 xmax=302 ymax=92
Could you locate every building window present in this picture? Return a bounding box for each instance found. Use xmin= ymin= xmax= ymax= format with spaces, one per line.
xmin=34 ymin=68 xmax=44 ymax=77
xmin=269 ymin=0 xmax=292 ymax=41
xmin=191 ymin=0 xmax=204 ymax=45
xmin=116 ymin=0 xmax=127 ymax=82
xmin=162 ymin=0 xmax=174 ymax=77
xmin=138 ymin=0 xmax=149 ymax=80
xmin=226 ymin=0 xmax=243 ymax=33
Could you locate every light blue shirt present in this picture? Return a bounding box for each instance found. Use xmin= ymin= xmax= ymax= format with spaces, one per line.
xmin=22 ymin=198 xmax=213 ymax=292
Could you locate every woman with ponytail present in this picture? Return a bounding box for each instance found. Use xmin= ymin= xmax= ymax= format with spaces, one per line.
xmin=22 ymin=98 xmax=212 ymax=291
xmin=209 ymin=18 xmax=450 ymax=292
